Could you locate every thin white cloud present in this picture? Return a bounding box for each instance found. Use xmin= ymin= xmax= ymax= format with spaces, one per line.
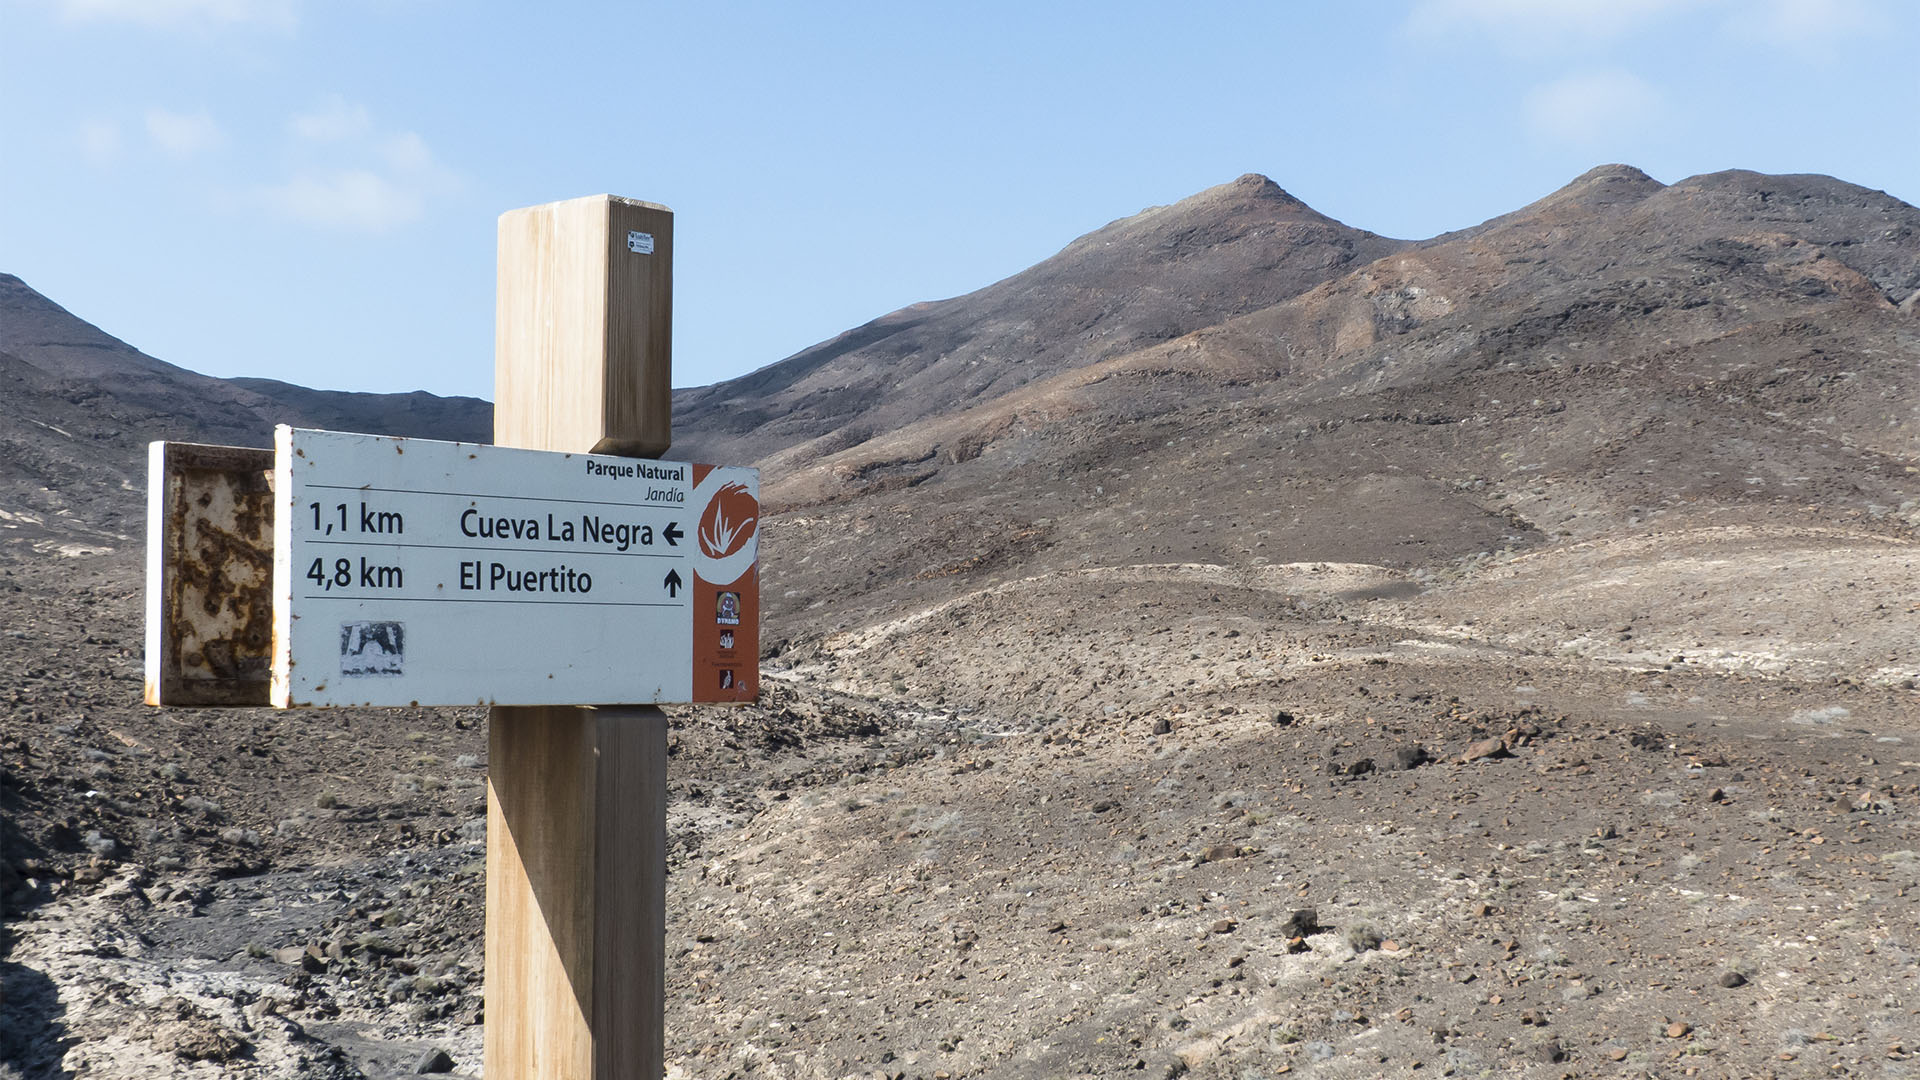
xmin=1727 ymin=0 xmax=1879 ymax=56
xmin=379 ymin=131 xmax=433 ymax=173
xmin=77 ymin=118 xmax=121 ymax=164
xmin=1523 ymin=69 xmax=1664 ymax=151
xmin=289 ymin=95 xmax=370 ymax=142
xmin=258 ymin=170 xmax=423 ymax=231
xmin=255 ymin=101 xmax=460 ymax=232
xmin=144 ymin=107 xmax=223 ymax=157
xmin=1406 ymin=0 xmax=1707 ymax=43
xmin=1408 ymin=0 xmax=1883 ymax=55
xmin=54 ymin=0 xmax=296 ymax=28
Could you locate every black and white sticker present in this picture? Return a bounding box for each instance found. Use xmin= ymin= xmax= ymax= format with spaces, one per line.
xmin=340 ymin=621 xmax=404 ymax=677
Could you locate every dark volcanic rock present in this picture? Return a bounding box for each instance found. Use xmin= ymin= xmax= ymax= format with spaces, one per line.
xmin=1388 ymin=745 xmax=1431 ymax=770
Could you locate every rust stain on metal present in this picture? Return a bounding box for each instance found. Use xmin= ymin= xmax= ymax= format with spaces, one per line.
xmin=149 ymin=443 xmax=275 ymax=707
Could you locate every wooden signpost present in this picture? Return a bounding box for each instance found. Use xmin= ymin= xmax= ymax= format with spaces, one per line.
xmin=146 ymin=193 xmax=751 ymax=1079
xmin=485 ymin=194 xmax=682 ymax=1080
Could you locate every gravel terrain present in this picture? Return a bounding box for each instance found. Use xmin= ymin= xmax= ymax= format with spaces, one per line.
xmin=5 ymin=163 xmax=1920 ymax=1077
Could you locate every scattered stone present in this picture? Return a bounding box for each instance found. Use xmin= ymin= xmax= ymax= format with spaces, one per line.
xmin=1460 ymin=737 xmax=1509 ymax=763
xmin=153 ymin=1018 xmax=250 ymax=1063
xmin=270 ymin=945 xmax=325 ymax=972
xmin=1343 ymin=757 xmax=1375 ymax=776
xmin=1706 ymin=787 xmax=1725 ymax=803
xmin=1389 ymin=745 xmax=1431 ymax=770
xmin=1090 ymin=799 xmax=1117 ymax=814
xmin=1200 ymin=844 xmax=1239 ymax=863
xmin=1538 ymin=1039 xmax=1566 ymax=1063
xmin=1852 ymin=791 xmax=1895 ymax=813
xmin=1718 ymin=971 xmax=1747 ymax=988
xmin=1667 ymin=1022 xmax=1693 ymax=1039
xmin=414 ymin=1047 xmax=456 ymax=1074
xmin=1608 ymin=1048 xmax=1630 ymax=1061
xmin=1282 ymin=909 xmax=1323 ymax=938
xmin=1210 ymin=918 xmax=1236 ymax=935
xmin=1151 ymin=718 xmax=1171 ymax=736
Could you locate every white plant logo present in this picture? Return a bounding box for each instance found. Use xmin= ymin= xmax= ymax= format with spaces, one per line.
xmin=698 ymin=482 xmax=757 ymax=559
xmin=691 ymin=471 xmax=759 ymax=586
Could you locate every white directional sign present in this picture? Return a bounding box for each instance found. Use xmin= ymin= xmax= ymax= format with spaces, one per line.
xmin=270 ymin=426 xmax=758 ymax=707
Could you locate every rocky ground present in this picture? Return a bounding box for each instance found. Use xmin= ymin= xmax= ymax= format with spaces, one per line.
xmin=5 ymin=509 xmax=1918 ymax=1079
xmin=5 ymin=162 xmax=1920 ymax=1076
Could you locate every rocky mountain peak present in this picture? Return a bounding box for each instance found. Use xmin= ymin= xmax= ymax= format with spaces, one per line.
xmin=1528 ymin=162 xmax=1667 ymax=215
xmin=1224 ymin=171 xmax=1311 ymax=207
xmin=1568 ymin=162 xmax=1660 ymax=186
xmin=1139 ymin=172 xmax=1332 ymax=229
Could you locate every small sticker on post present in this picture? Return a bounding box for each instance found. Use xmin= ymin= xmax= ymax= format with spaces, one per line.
xmin=340 ymin=621 xmax=404 ymax=677
xmin=627 ymin=230 xmax=654 ymax=255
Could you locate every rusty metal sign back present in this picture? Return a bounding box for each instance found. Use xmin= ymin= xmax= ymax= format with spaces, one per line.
xmin=144 ymin=441 xmax=275 ymax=707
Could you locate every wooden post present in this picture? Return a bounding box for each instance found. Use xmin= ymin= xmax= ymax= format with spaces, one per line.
xmin=487 ymin=194 xmax=674 ymax=1078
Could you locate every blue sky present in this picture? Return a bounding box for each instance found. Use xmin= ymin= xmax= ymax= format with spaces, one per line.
xmin=1 ymin=0 xmax=1914 ymax=399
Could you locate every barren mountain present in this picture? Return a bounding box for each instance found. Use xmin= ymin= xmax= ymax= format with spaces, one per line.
xmin=671 ymin=174 xmax=1405 ymax=466
xmin=5 ymin=166 xmax=1920 ymax=1080
xmin=0 ymin=273 xmax=489 ymax=542
xmin=754 ymin=165 xmax=1920 ymax=634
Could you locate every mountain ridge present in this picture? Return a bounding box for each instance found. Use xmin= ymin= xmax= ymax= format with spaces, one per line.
xmin=669 ymin=171 xmax=1406 ymax=465
xmin=5 ymin=164 xmax=1920 ymax=1080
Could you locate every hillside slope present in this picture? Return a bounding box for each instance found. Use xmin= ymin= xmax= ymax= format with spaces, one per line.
xmin=751 ymin=165 xmax=1920 ymax=635
xmin=0 ymin=273 xmax=490 ymax=543
xmin=671 ymin=174 xmax=1405 ymax=465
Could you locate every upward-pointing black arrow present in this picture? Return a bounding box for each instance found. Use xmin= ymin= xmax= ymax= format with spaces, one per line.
xmin=663 ymin=568 xmax=683 ymax=598
xmin=662 ymin=521 xmax=684 ymax=546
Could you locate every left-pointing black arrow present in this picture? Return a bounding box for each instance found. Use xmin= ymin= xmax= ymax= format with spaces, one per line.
xmin=662 ymin=521 xmax=684 ymax=546
xmin=663 ymin=568 xmax=683 ymax=597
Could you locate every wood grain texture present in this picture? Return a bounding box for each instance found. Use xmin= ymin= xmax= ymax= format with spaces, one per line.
xmin=487 ymin=703 xmax=668 ymax=1068
xmin=591 ymin=707 xmax=667 ymax=1075
xmin=488 ymin=192 xmax=672 ymax=1080
xmin=494 ymin=194 xmax=673 ymax=458
xmin=486 ymin=707 xmax=595 ymax=1079
xmin=486 ymin=707 xmax=667 ymax=1079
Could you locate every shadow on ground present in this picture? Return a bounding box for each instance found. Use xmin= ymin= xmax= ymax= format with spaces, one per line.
xmin=0 ymin=937 xmax=70 ymax=1079
xmin=2 ymin=779 xmax=69 ymax=1080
